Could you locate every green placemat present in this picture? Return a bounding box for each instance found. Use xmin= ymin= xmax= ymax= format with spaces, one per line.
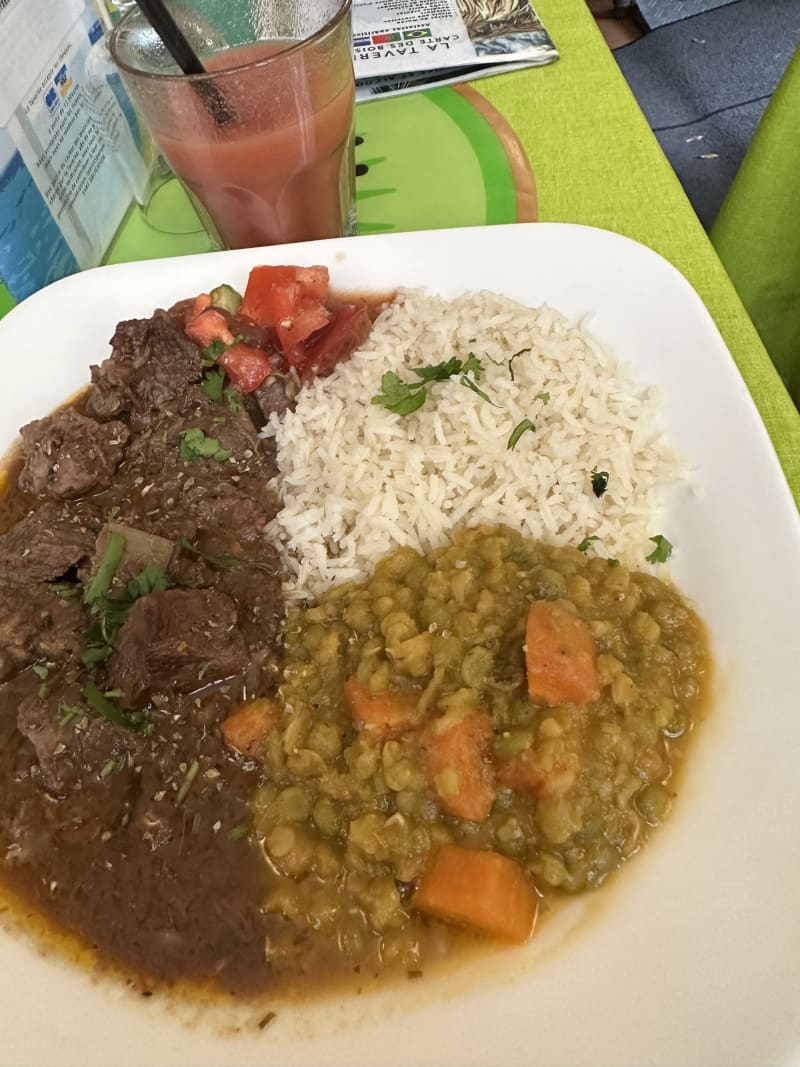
xmin=354 ymin=89 xmax=517 ymax=233
xmin=472 ymin=0 xmax=799 ymax=507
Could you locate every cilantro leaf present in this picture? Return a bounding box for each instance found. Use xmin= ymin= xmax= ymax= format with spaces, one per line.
xmin=202 ymin=338 xmax=228 ymax=364
xmin=591 ymin=469 xmax=610 ymax=498
xmin=127 ymin=563 xmax=168 ymax=600
xmin=201 ymin=334 xmax=244 ymax=366
xmin=412 ymin=357 xmax=464 ymax=384
xmin=225 ymin=387 xmax=243 ymax=412
xmin=536 ymin=391 xmax=550 ymax=405
xmin=507 ymin=418 xmax=536 ymax=450
xmin=645 ymin=535 xmax=673 ymax=564
xmin=372 ymin=356 xmax=497 ymax=416
xmin=577 ymin=535 xmax=600 ymax=553
xmin=371 ymin=372 xmax=427 ymax=416
xmin=179 ymin=428 xmax=232 ymax=463
xmin=201 ymin=368 xmax=226 ymax=403
xmin=461 ymin=353 xmax=484 ymax=379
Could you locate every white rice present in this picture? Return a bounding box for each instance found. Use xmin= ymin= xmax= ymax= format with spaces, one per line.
xmin=261 ymin=289 xmax=682 ymax=601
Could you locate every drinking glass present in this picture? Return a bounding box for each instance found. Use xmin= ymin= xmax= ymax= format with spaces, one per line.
xmin=110 ymin=0 xmax=356 ymax=249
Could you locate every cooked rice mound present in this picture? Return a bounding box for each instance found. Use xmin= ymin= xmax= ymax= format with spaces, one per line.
xmin=262 ymin=289 xmax=682 ymax=600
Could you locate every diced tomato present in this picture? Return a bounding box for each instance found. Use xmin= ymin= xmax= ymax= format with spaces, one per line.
xmin=240 ymin=265 xmax=332 ymax=366
xmin=218 ymin=342 xmax=271 ymax=394
xmin=185 ymin=308 xmax=234 ymax=349
xmin=241 ymin=266 xmax=297 ymax=325
xmin=298 ymin=303 xmax=372 ymax=381
xmin=241 ymin=265 xmax=330 ymax=324
xmin=293 ymin=265 xmax=330 ymax=300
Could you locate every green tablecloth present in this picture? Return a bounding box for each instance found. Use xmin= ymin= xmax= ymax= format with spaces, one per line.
xmin=475 ymin=0 xmax=798 ymax=507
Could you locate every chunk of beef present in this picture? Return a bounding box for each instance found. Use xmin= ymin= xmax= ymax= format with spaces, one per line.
xmin=186 ymin=476 xmax=281 ymax=549
xmin=212 ymin=554 xmax=284 ymax=671
xmin=0 ymin=583 xmax=84 ymax=681
xmin=108 ymin=588 xmax=248 ymax=710
xmin=0 ymin=499 xmax=102 ymax=585
xmin=242 ymin=373 xmax=298 ymax=430
xmin=17 ymin=689 xmax=136 ymax=797
xmin=86 ymin=311 xmax=204 ymax=419
xmin=18 ymin=408 xmax=130 ymax=500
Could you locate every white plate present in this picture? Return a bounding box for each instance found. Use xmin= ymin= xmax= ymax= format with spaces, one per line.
xmin=1 ymin=224 xmax=799 ymax=1067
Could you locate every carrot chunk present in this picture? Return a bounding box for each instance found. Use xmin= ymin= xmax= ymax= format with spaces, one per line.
xmin=413 ymin=844 xmax=538 ymax=943
xmin=343 ymin=678 xmax=418 ymax=739
xmin=425 ymin=709 xmax=495 ymax=822
xmin=525 ymin=600 xmax=601 ymax=706
xmin=221 ymin=698 xmax=279 ymax=758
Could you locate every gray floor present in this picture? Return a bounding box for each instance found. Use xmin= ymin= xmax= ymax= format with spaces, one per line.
xmin=616 ymin=0 xmax=800 ymax=228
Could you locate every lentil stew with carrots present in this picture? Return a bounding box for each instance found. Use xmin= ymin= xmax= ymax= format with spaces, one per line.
xmin=255 ymin=526 xmax=709 ymax=977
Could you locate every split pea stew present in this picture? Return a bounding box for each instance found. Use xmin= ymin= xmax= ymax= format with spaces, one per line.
xmin=251 ymin=524 xmax=710 ymax=978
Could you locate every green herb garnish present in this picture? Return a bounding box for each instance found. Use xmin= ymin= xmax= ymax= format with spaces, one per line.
xmin=175 ymin=759 xmax=200 ymax=805
xmin=51 ymin=583 xmax=80 ymax=600
xmin=645 ymin=535 xmax=673 ymax=564
xmin=227 ymin=824 xmax=249 ymax=842
xmin=507 ymin=418 xmax=536 ymax=450
xmin=179 ymin=428 xmax=231 ymax=463
xmin=202 ymin=334 xmax=244 ymax=366
xmin=201 ymin=368 xmax=226 ymax=402
xmin=83 ymin=531 xmax=126 ymax=605
xmin=536 ymin=391 xmax=550 ymax=404
xmin=591 ymin=469 xmax=610 ymax=498
xmin=82 ymin=561 xmax=169 ymax=656
xmin=508 ymin=348 xmax=530 ymax=382
xmin=225 ymin=387 xmax=243 ymax=412
xmin=577 ymin=536 xmax=600 ymax=553
xmin=58 ymin=704 xmax=83 ymax=726
xmin=83 ymin=680 xmax=132 ymax=729
xmin=32 ymin=663 xmax=49 ymax=680
xmin=178 ymin=537 xmax=275 ymax=575
xmin=126 ymin=563 xmax=168 ymax=600
xmin=371 ymin=371 xmax=428 ymax=416
xmin=81 ymin=645 xmax=113 ymax=666
xmin=371 ymin=355 xmax=495 ymax=415
xmin=99 ymin=758 xmax=119 ymax=780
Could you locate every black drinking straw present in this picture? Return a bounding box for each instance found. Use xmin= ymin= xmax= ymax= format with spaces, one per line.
xmin=134 ymin=0 xmax=236 ymax=126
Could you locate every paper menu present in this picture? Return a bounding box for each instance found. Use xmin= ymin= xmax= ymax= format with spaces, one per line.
xmin=0 ymin=0 xmax=148 ymax=302
xmin=353 ymin=0 xmax=558 ymax=99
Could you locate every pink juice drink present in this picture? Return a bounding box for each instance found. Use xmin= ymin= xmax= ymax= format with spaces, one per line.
xmin=111 ymin=0 xmax=357 ymax=250
xmin=157 ymin=42 xmax=355 ymax=249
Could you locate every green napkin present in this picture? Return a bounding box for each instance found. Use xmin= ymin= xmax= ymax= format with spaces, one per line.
xmin=711 ymin=46 xmax=800 ymax=408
